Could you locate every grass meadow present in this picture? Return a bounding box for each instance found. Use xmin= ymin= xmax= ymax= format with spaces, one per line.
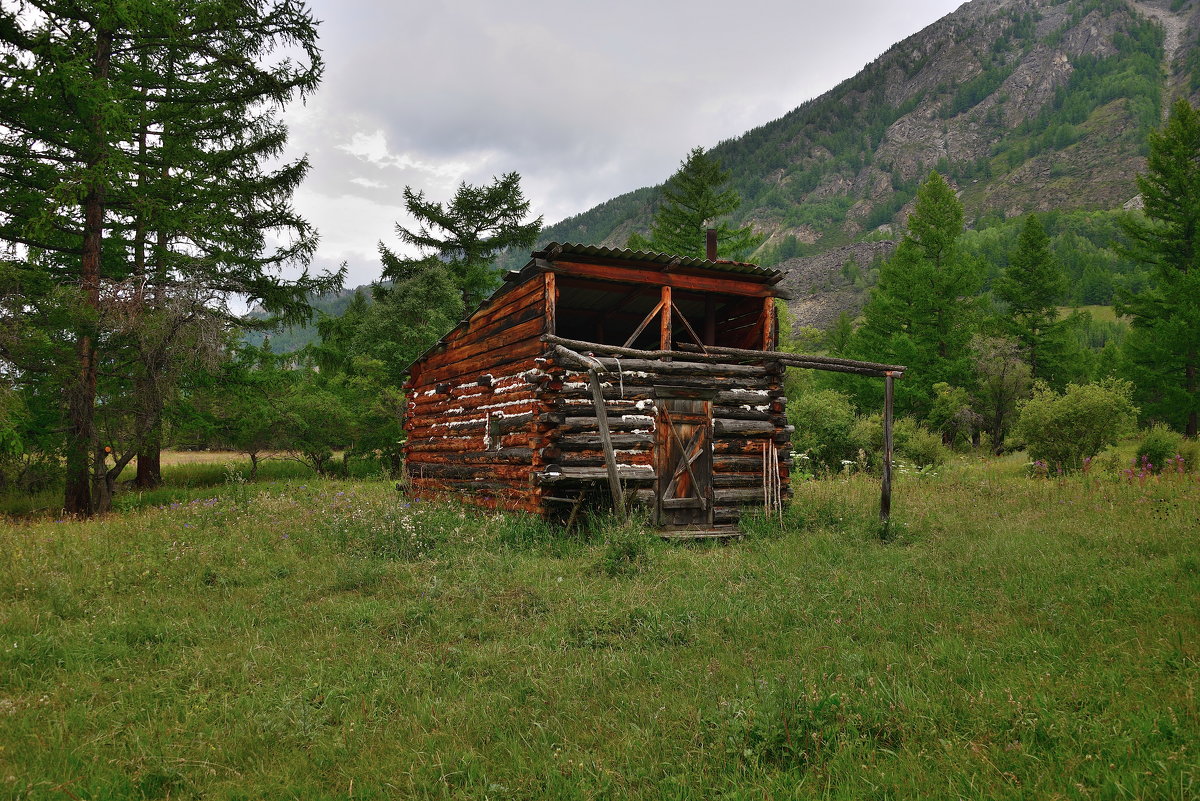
xmin=1 ymin=454 xmax=1197 ymax=799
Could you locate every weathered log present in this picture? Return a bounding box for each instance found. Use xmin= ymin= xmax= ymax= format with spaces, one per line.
xmin=413 ymin=349 xmax=546 ymax=390
xmin=403 ymin=463 xmax=533 ymax=480
xmin=713 ymin=419 xmax=776 ymax=436
xmin=557 ymin=450 xmax=653 ymax=467
xmin=712 ymin=406 xmax=781 ymax=422
xmin=543 ymin=335 xmax=781 ymax=374
xmin=405 ymin=447 xmax=533 ymax=465
xmin=675 ymin=342 xmax=906 ymax=375
xmin=558 ymin=416 xmax=655 ymax=434
xmin=537 ymin=466 xmax=656 ymax=483
xmin=556 ymin=433 xmax=654 ymax=451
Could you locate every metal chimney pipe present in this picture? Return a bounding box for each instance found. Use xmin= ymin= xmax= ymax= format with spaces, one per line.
xmin=705 ymin=228 xmax=717 ymax=261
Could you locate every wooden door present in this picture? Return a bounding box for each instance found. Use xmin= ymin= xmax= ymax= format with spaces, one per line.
xmin=655 ymin=391 xmax=713 ymax=529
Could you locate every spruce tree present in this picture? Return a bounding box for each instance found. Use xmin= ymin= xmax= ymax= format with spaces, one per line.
xmin=995 ymin=214 xmax=1068 ymax=382
xmin=630 ymin=147 xmax=761 ymax=259
xmin=1118 ymin=99 xmax=1200 ymax=436
xmin=379 ymin=173 xmax=542 ymax=309
xmin=850 ymin=172 xmax=982 ymax=416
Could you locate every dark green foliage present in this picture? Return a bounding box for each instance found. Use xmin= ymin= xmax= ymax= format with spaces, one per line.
xmin=0 ymin=0 xmax=338 ymax=514
xmin=379 ymin=173 xmax=541 ymax=308
xmin=1117 ymin=100 xmax=1200 ymax=435
xmin=849 ymin=173 xmax=982 ymax=416
xmin=1014 ymin=378 xmax=1138 ymax=470
xmin=1136 ymin=423 xmax=1183 ymax=474
xmin=996 ymin=215 xmax=1070 ymax=382
xmin=788 ymin=389 xmax=857 ymax=471
xmin=632 ymin=147 xmax=761 ymax=259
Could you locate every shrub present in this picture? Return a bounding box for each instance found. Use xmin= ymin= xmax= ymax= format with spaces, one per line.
xmin=1014 ymin=379 xmax=1138 ymax=471
xmin=849 ymin=415 xmax=947 ymax=470
xmin=1137 ymin=424 xmax=1183 ymax=474
xmin=788 ymin=389 xmax=856 ymax=471
xmin=898 ymin=423 xmax=948 ymax=468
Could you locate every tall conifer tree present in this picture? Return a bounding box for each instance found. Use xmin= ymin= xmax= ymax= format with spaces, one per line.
xmin=1118 ymin=99 xmax=1200 ymax=436
xmin=629 ymin=147 xmax=761 ymax=259
xmin=995 ymin=214 xmax=1068 ymax=382
xmin=850 ymin=172 xmax=981 ymax=415
xmin=0 ymin=0 xmax=339 ymax=513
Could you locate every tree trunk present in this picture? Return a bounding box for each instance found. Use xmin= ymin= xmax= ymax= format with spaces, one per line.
xmin=135 ymin=437 xmax=162 ymax=488
xmin=64 ymin=25 xmax=113 ymax=517
xmin=249 ymin=453 xmax=259 ymax=481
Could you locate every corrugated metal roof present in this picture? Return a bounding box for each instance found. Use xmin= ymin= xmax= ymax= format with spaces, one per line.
xmin=534 ymin=242 xmax=782 ymax=282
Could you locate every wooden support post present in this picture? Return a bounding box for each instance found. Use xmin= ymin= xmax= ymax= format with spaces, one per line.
xmin=589 ymin=368 xmax=626 ymax=520
xmin=543 ymin=271 xmax=556 ymax=336
xmin=881 ymin=372 xmax=896 ymax=525
xmin=762 ymin=297 xmax=776 ymax=351
xmin=660 ymin=285 xmax=672 ymax=351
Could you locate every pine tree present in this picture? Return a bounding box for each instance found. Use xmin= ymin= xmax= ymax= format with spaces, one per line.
xmin=850 ymin=172 xmax=982 ymax=416
xmin=0 ymin=1 xmax=338 ymax=513
xmin=1118 ymin=99 xmax=1200 ymax=436
xmin=380 ymin=173 xmax=542 ymax=309
xmin=630 ymin=147 xmax=761 ymax=259
xmin=995 ymin=214 xmax=1068 ymax=382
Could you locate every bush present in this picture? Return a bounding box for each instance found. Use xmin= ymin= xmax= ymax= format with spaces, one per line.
xmin=1014 ymin=379 xmax=1138 ymax=471
xmin=1136 ymin=424 xmax=1184 ymax=474
xmin=849 ymin=415 xmax=947 ymax=471
xmin=898 ymin=422 xmax=948 ymax=469
xmin=788 ymin=389 xmax=857 ymax=471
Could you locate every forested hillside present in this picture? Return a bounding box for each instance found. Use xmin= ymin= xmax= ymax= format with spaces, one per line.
xmin=528 ymin=0 xmax=1200 ymax=265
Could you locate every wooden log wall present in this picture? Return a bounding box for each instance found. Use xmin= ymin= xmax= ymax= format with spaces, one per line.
xmin=403 ymin=276 xmax=552 ymax=512
xmin=539 ymin=352 xmax=791 ymax=526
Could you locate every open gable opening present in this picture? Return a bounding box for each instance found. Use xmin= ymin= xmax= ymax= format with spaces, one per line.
xmin=554 ymin=277 xmax=768 ymax=350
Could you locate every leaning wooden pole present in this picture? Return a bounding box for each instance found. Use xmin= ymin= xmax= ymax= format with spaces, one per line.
xmin=588 ymin=368 xmax=627 ymax=520
xmin=881 ymin=372 xmax=896 ymax=525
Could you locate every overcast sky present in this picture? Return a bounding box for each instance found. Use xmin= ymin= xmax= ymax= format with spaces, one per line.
xmin=283 ymin=0 xmax=966 ymax=287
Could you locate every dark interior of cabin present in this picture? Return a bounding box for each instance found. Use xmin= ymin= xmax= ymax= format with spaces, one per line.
xmin=554 ymin=277 xmax=767 ymax=351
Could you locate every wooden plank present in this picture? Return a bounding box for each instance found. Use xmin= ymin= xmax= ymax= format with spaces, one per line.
xmin=448 ymin=278 xmax=544 ymax=341
xmin=590 ymin=368 xmax=626 ymax=520
xmin=544 ymin=271 xmax=556 ymax=337
xmin=419 ymin=313 xmax=546 ymax=373
xmin=761 ymin=297 xmax=774 ymax=351
xmin=544 ymin=259 xmax=776 ymax=297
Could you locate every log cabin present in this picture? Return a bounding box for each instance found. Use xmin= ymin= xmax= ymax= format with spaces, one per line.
xmin=402 ymin=240 xmax=904 ymax=537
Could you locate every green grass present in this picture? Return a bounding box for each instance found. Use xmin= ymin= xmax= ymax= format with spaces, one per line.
xmin=1058 ymin=304 xmax=1125 ymax=323
xmin=1 ymin=458 xmax=1197 ymax=799
xmin=0 ymin=454 xmax=369 ymax=519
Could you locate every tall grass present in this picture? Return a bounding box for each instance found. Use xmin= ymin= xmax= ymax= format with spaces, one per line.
xmin=1 ymin=459 xmax=1196 ymax=799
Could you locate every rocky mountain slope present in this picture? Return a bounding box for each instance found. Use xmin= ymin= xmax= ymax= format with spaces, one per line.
xmin=527 ymin=0 xmax=1200 ymax=326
